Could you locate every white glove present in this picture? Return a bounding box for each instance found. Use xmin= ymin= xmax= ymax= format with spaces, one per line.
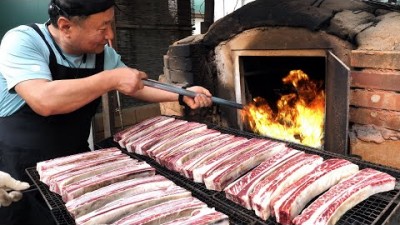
xmin=0 ymin=171 xmax=30 ymax=207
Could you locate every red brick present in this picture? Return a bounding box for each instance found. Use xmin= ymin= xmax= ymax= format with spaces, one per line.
xmin=350 ymin=89 xmax=400 ymax=111
xmin=351 ymin=70 xmax=400 ymax=92
xmin=351 ymin=50 xmax=400 ymax=70
xmin=350 ymin=107 xmax=400 ymax=130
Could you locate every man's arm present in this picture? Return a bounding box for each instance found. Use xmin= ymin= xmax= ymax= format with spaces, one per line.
xmin=15 ymin=67 xmax=212 ymax=116
xmin=15 ymin=67 xmax=146 ymax=116
xmin=133 ymin=85 xmax=212 ymax=109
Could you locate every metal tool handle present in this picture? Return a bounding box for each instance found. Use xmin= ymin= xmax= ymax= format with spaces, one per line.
xmin=142 ymin=79 xmax=243 ymax=109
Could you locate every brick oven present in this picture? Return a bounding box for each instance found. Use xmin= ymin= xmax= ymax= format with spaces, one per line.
xmin=160 ymin=0 xmax=400 ymax=169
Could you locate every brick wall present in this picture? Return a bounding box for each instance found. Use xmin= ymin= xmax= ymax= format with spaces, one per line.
xmin=161 ymin=0 xmax=400 ymax=169
xmin=115 ymin=0 xmax=193 ymax=108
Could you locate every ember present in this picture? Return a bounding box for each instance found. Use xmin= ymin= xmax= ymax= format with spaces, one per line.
xmin=241 ymin=70 xmax=325 ymax=148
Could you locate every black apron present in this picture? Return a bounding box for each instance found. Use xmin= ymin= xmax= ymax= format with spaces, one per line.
xmin=0 ymin=24 xmax=104 ymax=225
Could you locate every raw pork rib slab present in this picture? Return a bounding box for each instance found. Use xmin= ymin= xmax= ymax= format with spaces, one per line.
xmin=224 ymin=148 xmax=302 ymax=209
xmin=125 ymin=119 xmax=188 ymax=153
xmin=75 ymin=186 xmax=191 ymax=225
xmin=41 ymin=154 xmax=129 ymax=185
xmin=204 ymin=140 xmax=286 ymax=191
xmin=192 ymin=138 xmax=266 ymax=183
xmin=161 ymin=207 xmax=229 ymax=225
xmin=37 ymin=147 xmax=121 ymax=176
xmin=293 ymin=168 xmax=396 ymax=225
xmin=137 ymin=122 xmax=207 ymax=155
xmin=154 ymin=129 xmax=222 ymax=165
xmin=119 ymin=116 xmax=177 ymax=148
xmin=66 ymin=175 xmax=173 ymax=218
xmin=113 ymin=197 xmax=207 ymax=225
xmin=153 ymin=130 xmax=225 ymax=162
xmin=62 ymin=162 xmax=155 ymax=202
xmin=251 ymin=153 xmax=324 ymax=220
xmin=49 ymin=157 xmax=134 ymax=194
xmin=143 ymin=122 xmax=208 ymax=157
xmin=114 ymin=115 xmax=175 ymax=144
xmin=271 ymin=158 xmax=359 ymax=225
xmin=182 ymin=136 xmax=248 ymax=179
xmin=161 ymin=133 xmax=232 ymax=171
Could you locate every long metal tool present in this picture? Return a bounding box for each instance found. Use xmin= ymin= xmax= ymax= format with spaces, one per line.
xmin=142 ymin=79 xmax=244 ymax=109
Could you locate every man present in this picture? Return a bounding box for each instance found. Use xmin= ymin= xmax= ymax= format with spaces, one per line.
xmin=0 ymin=0 xmax=212 ymax=224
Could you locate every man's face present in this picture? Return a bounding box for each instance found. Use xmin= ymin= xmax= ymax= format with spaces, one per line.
xmin=68 ymin=7 xmax=115 ymax=54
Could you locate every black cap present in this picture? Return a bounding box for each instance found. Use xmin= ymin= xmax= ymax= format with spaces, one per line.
xmin=53 ymin=0 xmax=115 ymax=16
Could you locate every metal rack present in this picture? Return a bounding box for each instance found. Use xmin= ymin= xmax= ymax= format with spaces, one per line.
xmin=27 ymin=119 xmax=400 ymax=225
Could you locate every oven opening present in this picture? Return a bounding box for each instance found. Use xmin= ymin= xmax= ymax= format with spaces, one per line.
xmin=240 ymin=55 xmax=326 ymax=149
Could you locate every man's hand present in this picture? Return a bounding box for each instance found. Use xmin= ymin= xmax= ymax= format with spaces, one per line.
xmin=184 ymin=86 xmax=213 ymax=109
xmin=0 ymin=171 xmax=30 ymax=207
xmin=113 ymin=67 xmax=148 ymax=96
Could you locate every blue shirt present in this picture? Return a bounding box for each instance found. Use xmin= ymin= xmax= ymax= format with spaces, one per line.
xmin=0 ymin=23 xmax=126 ymax=116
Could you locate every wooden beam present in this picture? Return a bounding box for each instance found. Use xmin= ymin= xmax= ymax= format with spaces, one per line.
xmin=201 ymin=0 xmax=214 ymax=34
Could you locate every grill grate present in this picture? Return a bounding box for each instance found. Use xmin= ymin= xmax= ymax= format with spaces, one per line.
xmin=26 ymin=117 xmax=400 ymax=225
xmin=26 ymin=167 xmax=76 ymax=225
xmin=131 ymin=153 xmax=258 ymax=225
xmin=130 ymin=150 xmax=400 ymax=225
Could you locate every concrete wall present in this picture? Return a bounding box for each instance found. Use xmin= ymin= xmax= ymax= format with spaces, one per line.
xmin=0 ymin=0 xmax=49 ymax=39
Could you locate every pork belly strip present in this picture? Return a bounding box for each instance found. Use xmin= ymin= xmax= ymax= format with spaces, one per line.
xmin=40 ymin=151 xmax=128 ymax=184
xmin=143 ymin=122 xmax=208 ymax=157
xmin=224 ymin=148 xmax=302 ymax=209
xmin=113 ymin=197 xmax=207 ymax=225
xmin=251 ymin=154 xmax=324 ymax=220
xmin=63 ymin=162 xmax=155 ymax=202
xmin=162 ymin=207 xmax=229 ymax=225
xmin=119 ymin=116 xmax=177 ymax=148
xmin=181 ymin=136 xmax=248 ymax=179
xmin=152 ymin=129 xmax=221 ymax=166
xmin=192 ymin=138 xmax=266 ymax=183
xmin=271 ymin=158 xmax=359 ymax=225
xmin=49 ymin=157 xmax=135 ymax=194
xmin=171 ymin=134 xmax=235 ymax=174
xmin=113 ymin=115 xmax=164 ymax=141
xmin=125 ymin=119 xmax=188 ymax=153
xmin=75 ymin=186 xmax=191 ymax=225
xmin=113 ymin=115 xmax=173 ymax=142
xmin=204 ymin=140 xmax=286 ymax=191
xmin=202 ymin=139 xmax=275 ymax=180
xmin=161 ymin=133 xmax=232 ymax=171
xmin=66 ymin=175 xmax=173 ymax=218
xmin=37 ymin=147 xmax=120 ymax=176
xmin=153 ymin=129 xmax=225 ymax=163
xmin=134 ymin=121 xmax=206 ymax=155
xmin=293 ymin=168 xmax=396 ymax=225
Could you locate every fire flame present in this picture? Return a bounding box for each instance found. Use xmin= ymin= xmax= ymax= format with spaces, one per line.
xmin=241 ymin=70 xmax=325 ymax=148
